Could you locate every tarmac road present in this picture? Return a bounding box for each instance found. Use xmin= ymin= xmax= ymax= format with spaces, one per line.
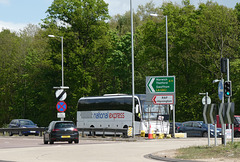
xmin=0 ymin=136 xmax=223 ymax=162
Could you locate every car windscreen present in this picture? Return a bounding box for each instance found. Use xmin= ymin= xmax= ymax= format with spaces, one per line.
xmin=55 ymin=122 xmax=75 ymax=129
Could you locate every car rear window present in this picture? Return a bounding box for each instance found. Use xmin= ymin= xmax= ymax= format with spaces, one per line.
xmin=55 ymin=122 xmax=75 ymax=129
xmin=20 ymin=120 xmax=34 ymax=126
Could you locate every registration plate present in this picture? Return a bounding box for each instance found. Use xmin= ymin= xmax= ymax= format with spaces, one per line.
xmin=61 ymin=135 xmax=70 ymax=138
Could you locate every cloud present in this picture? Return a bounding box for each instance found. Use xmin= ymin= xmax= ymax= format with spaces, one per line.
xmin=0 ymin=0 xmax=10 ymax=5
xmin=0 ymin=21 xmax=26 ymax=32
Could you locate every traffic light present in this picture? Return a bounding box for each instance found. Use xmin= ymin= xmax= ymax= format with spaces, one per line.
xmin=220 ymin=58 xmax=227 ymax=73
xmin=224 ymin=81 xmax=232 ymax=97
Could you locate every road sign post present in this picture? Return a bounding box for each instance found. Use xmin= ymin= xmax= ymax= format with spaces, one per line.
xmin=146 ymin=76 xmax=176 ymax=138
xmin=199 ymin=92 xmax=211 ymax=146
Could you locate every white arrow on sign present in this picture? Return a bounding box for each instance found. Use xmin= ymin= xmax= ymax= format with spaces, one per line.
xmin=226 ymin=103 xmax=232 ymax=124
xmin=149 ymin=78 xmax=155 ymax=93
xmin=210 ymin=104 xmax=215 ymax=124
xmin=219 ymin=103 xmax=224 ymax=125
xmin=152 ymin=95 xmax=174 ymax=105
xmin=55 ymin=89 xmax=67 ymax=101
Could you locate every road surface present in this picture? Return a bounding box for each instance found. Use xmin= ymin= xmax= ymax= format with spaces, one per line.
xmin=0 ymin=136 xmax=224 ymax=162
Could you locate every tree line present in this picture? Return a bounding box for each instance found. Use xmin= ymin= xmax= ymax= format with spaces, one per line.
xmin=0 ymin=0 xmax=240 ymax=127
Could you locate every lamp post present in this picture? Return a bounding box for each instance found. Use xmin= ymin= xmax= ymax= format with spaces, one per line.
xmin=130 ymin=0 xmax=135 ymax=138
xmin=48 ymin=35 xmax=64 ymax=87
xmin=150 ymin=14 xmax=168 ymax=76
xmin=150 ymin=13 xmax=172 ymax=137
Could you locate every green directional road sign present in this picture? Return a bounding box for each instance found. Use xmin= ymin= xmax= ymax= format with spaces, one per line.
xmin=146 ymin=76 xmax=175 ymax=93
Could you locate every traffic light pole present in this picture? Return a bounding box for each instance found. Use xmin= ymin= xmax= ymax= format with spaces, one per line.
xmin=220 ymin=77 xmax=226 ymax=145
xmin=227 ymin=59 xmax=234 ymax=143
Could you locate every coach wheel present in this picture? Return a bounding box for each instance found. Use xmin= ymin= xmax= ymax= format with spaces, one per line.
xmin=89 ymin=125 xmax=96 ymax=136
xmin=9 ymin=132 xmax=13 ymax=136
xmin=122 ymin=125 xmax=128 ymax=137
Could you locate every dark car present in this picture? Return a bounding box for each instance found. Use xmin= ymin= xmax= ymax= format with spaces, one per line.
xmin=8 ymin=119 xmax=39 ymax=136
xmin=176 ymin=121 xmax=221 ymax=137
xmin=43 ymin=121 xmax=79 ymax=144
xmin=177 ymin=121 xmax=207 ymax=137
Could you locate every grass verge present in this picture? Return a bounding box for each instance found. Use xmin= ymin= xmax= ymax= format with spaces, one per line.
xmin=176 ymin=141 xmax=240 ymax=160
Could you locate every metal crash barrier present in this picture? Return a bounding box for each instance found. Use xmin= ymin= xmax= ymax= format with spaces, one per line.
xmin=0 ymin=127 xmax=128 ymax=138
xmin=0 ymin=127 xmax=46 ymax=136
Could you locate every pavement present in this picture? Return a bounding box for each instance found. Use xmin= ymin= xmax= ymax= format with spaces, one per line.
xmin=0 ymin=136 xmax=237 ymax=162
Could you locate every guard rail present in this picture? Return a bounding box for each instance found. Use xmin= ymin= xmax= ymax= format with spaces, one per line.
xmin=0 ymin=127 xmax=128 ymax=138
xmin=0 ymin=127 xmax=46 ymax=136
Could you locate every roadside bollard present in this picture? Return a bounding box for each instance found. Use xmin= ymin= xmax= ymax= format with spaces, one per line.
xmin=141 ymin=130 xmax=145 ymax=137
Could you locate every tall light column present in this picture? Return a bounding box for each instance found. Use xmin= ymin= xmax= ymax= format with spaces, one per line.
xmin=150 ymin=14 xmax=168 ymax=76
xmin=150 ymin=14 xmax=172 ymax=137
xmin=130 ymin=0 xmax=135 ymax=138
xmin=48 ymin=35 xmax=64 ymax=87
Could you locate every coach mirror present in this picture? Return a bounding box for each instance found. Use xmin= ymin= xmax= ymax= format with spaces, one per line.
xmin=135 ymin=104 xmax=139 ymax=114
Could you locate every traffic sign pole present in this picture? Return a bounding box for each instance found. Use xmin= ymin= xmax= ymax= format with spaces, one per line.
xmin=146 ymin=76 xmax=176 ymax=137
xmin=199 ymin=92 xmax=210 ymax=146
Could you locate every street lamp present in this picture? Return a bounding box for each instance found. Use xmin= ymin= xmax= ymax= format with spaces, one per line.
xmin=150 ymin=14 xmax=168 ymax=76
xmin=48 ymin=35 xmax=64 ymax=87
xmin=150 ymin=13 xmax=172 ymax=138
xmin=130 ymin=0 xmax=135 ymax=138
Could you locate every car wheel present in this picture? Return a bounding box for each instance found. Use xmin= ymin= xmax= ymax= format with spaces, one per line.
xmin=68 ymin=141 xmax=73 ymax=144
xmin=9 ymin=132 xmax=13 ymax=136
xmin=74 ymin=139 xmax=79 ymax=144
xmin=43 ymin=136 xmax=48 ymax=144
xmin=202 ymin=132 xmax=208 ymax=137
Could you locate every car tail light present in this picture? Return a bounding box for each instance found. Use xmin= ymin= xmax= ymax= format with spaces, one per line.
xmin=73 ymin=128 xmax=78 ymax=131
xmin=52 ymin=129 xmax=60 ymax=132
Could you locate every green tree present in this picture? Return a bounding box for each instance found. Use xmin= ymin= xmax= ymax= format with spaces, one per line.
xmin=0 ymin=29 xmax=21 ymax=126
xmin=42 ymin=0 xmax=111 ymax=120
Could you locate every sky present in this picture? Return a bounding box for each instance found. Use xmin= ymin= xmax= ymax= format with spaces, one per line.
xmin=0 ymin=0 xmax=239 ymax=32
